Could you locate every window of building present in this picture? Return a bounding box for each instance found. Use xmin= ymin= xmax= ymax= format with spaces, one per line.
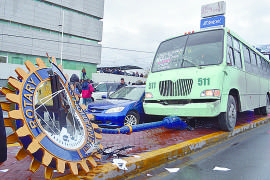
xmin=0 ymin=56 xmax=7 ymax=63
xmin=11 ymin=57 xmax=24 ymax=65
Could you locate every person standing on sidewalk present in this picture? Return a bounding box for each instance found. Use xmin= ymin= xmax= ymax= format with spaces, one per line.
xmin=82 ymin=79 xmax=94 ymax=105
xmin=0 ymin=105 xmax=7 ymax=165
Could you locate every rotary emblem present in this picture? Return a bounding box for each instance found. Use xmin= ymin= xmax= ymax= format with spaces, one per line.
xmin=1 ymin=58 xmax=102 ymax=179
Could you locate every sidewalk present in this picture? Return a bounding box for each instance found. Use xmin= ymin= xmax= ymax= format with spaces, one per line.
xmin=0 ymin=112 xmax=269 ymax=179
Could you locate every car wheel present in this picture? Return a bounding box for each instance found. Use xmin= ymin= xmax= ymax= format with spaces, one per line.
xmin=260 ymin=95 xmax=270 ymax=115
xmin=124 ymin=111 xmax=139 ymax=126
xmin=218 ymin=95 xmax=237 ymax=131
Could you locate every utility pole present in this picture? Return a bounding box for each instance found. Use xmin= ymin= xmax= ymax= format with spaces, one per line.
xmin=60 ymin=10 xmax=64 ymax=66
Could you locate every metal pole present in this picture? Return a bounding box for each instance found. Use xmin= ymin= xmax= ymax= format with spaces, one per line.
xmin=60 ymin=11 xmax=64 ymax=65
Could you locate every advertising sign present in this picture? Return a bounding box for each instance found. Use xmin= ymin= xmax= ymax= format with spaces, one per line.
xmin=200 ymin=15 xmax=225 ymax=29
xmin=201 ymin=1 xmax=226 ymax=18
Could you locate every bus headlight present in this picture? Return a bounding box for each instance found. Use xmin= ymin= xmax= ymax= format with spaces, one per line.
xmin=105 ymin=107 xmax=125 ymax=113
xmin=145 ymin=92 xmax=153 ymax=99
xmin=201 ymin=89 xmax=220 ymax=97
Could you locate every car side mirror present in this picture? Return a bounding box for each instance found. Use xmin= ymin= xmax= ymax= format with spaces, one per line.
xmin=94 ymin=88 xmax=97 ymax=92
xmin=102 ymin=95 xmax=107 ymax=99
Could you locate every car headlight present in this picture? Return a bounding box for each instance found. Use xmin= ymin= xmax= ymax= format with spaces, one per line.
xmin=200 ymin=89 xmax=220 ymax=97
xmin=145 ymin=92 xmax=153 ymax=99
xmin=105 ymin=107 xmax=125 ymax=113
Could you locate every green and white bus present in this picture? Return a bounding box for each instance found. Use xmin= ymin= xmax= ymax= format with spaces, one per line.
xmin=143 ymin=27 xmax=270 ymax=131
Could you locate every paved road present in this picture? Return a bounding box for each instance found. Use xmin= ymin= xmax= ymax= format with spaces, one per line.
xmin=133 ymin=122 xmax=270 ymax=180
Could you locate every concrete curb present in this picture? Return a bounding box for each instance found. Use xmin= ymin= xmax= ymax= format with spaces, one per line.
xmin=54 ymin=116 xmax=270 ymax=179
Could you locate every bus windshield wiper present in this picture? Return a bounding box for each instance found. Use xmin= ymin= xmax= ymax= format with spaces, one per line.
xmin=182 ymin=57 xmax=202 ymax=69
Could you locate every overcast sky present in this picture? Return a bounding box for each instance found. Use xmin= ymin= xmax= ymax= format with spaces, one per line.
xmin=100 ymin=0 xmax=270 ymax=73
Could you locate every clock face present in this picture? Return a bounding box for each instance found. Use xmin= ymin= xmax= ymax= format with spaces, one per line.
xmin=34 ymin=79 xmax=86 ymax=150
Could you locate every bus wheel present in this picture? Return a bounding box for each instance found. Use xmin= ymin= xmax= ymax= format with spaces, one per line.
xmin=260 ymin=95 xmax=270 ymax=115
xmin=218 ymin=95 xmax=237 ymax=131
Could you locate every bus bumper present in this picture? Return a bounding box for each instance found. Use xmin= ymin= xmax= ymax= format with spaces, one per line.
xmin=143 ymin=100 xmax=221 ymax=117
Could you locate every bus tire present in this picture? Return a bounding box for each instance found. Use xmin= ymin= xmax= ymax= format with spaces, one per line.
xmin=218 ymin=95 xmax=237 ymax=131
xmin=260 ymin=95 xmax=270 ymax=115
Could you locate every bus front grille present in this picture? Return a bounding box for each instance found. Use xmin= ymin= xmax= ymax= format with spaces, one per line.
xmin=159 ymin=79 xmax=193 ymax=96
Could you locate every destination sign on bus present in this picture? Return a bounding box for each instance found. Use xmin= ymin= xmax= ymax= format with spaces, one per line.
xmin=201 ymin=1 xmax=226 ymax=18
xmin=200 ymin=15 xmax=225 ymax=29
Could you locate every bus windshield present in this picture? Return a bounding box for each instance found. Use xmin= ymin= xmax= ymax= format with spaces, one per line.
xmin=151 ymin=29 xmax=224 ymax=72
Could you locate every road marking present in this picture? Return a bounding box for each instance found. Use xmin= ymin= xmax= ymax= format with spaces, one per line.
xmin=147 ymin=129 xmax=255 ymax=179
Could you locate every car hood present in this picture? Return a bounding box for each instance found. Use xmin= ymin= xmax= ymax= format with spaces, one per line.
xmin=88 ymin=99 xmax=136 ymax=109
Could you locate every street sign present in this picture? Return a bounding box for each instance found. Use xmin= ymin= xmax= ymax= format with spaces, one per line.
xmin=200 ymin=15 xmax=225 ymax=29
xmin=201 ymin=1 xmax=226 ymax=18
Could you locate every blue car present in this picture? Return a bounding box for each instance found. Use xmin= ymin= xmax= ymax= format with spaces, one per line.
xmin=88 ymin=85 xmax=146 ymax=128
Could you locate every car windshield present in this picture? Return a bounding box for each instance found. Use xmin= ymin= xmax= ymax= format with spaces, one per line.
xmin=151 ymin=29 xmax=224 ymax=72
xmin=109 ymin=86 xmax=145 ymax=101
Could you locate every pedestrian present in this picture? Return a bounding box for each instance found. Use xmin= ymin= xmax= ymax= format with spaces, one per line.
xmin=70 ymin=74 xmax=82 ymax=103
xmin=82 ymin=79 xmax=94 ymax=105
xmin=117 ymin=78 xmax=127 ymax=90
xmin=82 ymin=67 xmax=86 ymax=80
xmin=0 ymin=105 xmax=7 ymax=165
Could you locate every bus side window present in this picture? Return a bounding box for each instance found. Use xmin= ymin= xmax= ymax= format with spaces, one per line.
xmin=260 ymin=56 xmax=264 ymax=70
xmin=265 ymin=61 xmax=270 ymax=78
xmin=234 ymin=50 xmax=242 ymax=69
xmin=250 ymin=51 xmax=258 ymax=74
xmin=256 ymin=54 xmax=262 ymax=70
xmin=262 ymin=59 xmax=267 ymax=78
xmin=232 ymin=37 xmax=242 ymax=69
xmin=268 ymin=62 xmax=270 ymax=79
xmin=227 ymin=35 xmax=234 ymax=65
xmin=243 ymin=45 xmax=252 ymax=73
xmin=227 ymin=47 xmax=234 ymax=65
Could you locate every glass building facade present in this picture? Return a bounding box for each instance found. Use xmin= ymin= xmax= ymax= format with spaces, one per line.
xmin=0 ymin=0 xmax=104 ymax=79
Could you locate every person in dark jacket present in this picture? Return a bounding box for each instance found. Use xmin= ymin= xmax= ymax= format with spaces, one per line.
xmin=0 ymin=105 xmax=7 ymax=165
xmin=70 ymin=74 xmax=82 ymax=103
xmin=117 ymin=78 xmax=127 ymax=90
